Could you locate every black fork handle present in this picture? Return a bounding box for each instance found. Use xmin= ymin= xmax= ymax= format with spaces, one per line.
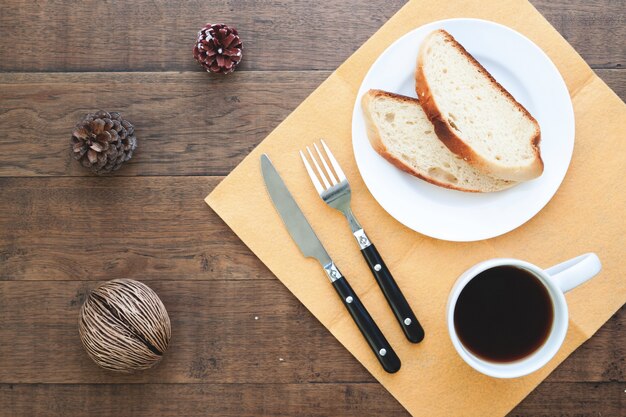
xmin=361 ymin=243 xmax=424 ymax=343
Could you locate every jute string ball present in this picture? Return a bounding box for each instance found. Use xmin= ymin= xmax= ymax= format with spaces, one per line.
xmin=79 ymin=279 xmax=171 ymax=372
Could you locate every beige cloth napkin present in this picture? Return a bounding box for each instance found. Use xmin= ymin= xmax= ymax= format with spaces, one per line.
xmin=206 ymin=0 xmax=626 ymax=415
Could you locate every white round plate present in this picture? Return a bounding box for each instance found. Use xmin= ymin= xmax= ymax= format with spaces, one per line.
xmin=352 ymin=18 xmax=574 ymax=242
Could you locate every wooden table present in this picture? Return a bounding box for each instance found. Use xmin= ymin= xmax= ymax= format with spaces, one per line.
xmin=0 ymin=1 xmax=623 ymax=415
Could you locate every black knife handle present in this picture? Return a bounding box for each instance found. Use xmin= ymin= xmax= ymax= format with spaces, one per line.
xmin=361 ymin=243 xmax=424 ymax=343
xmin=331 ymin=272 xmax=401 ymax=373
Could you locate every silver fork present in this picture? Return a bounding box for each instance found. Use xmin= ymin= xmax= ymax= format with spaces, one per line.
xmin=300 ymin=140 xmax=424 ymax=343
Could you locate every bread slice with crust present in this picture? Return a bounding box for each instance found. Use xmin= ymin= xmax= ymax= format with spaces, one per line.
xmin=361 ymin=89 xmax=515 ymax=193
xmin=415 ymin=29 xmax=543 ymax=181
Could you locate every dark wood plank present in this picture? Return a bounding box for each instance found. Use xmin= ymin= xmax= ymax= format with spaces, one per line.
xmin=0 ymin=1 xmax=623 ymax=72
xmin=0 ymin=383 xmax=407 ymax=417
xmin=532 ymin=0 xmax=626 ymax=69
xmin=509 ymin=382 xmax=624 ymax=417
xmin=0 ymin=70 xmax=623 ymax=178
xmin=0 ymin=177 xmax=268 ymax=281
xmin=0 ymin=0 xmax=406 ymax=72
xmin=0 ymin=280 xmax=622 ymax=384
xmin=0 ymin=71 xmax=329 ymax=177
xmin=0 ymin=382 xmax=622 ymax=417
xmin=0 ymin=280 xmax=374 ymax=384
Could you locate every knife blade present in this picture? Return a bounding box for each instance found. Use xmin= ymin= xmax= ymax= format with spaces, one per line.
xmin=261 ymin=154 xmax=333 ymax=271
xmin=260 ymin=154 xmax=401 ymax=373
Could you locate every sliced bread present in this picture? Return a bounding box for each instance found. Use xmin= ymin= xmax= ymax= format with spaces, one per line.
xmin=361 ymin=89 xmax=515 ymax=193
xmin=415 ymin=29 xmax=543 ymax=181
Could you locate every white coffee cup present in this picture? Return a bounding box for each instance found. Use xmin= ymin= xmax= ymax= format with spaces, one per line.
xmin=447 ymin=253 xmax=601 ymax=378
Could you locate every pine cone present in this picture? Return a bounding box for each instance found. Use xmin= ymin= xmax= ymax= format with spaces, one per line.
xmin=71 ymin=111 xmax=137 ymax=175
xmin=193 ymin=23 xmax=243 ymax=74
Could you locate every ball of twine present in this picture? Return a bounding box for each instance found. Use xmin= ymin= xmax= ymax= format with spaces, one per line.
xmin=79 ymin=279 xmax=171 ymax=373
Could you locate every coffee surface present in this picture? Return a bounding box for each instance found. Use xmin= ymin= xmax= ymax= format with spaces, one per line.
xmin=454 ymin=266 xmax=554 ymax=363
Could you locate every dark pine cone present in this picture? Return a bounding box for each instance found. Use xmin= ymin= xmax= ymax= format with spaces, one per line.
xmin=71 ymin=111 xmax=137 ymax=175
xmin=193 ymin=23 xmax=243 ymax=74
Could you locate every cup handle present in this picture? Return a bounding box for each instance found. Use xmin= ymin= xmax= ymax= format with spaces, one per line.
xmin=545 ymin=253 xmax=602 ymax=293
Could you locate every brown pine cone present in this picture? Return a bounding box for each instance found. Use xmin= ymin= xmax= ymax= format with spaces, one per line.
xmin=71 ymin=111 xmax=137 ymax=175
xmin=193 ymin=23 xmax=243 ymax=74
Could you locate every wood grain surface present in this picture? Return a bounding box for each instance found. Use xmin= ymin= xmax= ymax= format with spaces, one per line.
xmin=0 ymin=70 xmax=623 ymax=177
xmin=0 ymin=0 xmax=623 ymax=71
xmin=0 ymin=0 xmax=623 ymax=416
xmin=0 ymin=72 xmax=329 ymax=176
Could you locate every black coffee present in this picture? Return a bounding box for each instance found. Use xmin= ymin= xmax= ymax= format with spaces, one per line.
xmin=453 ymin=266 xmax=554 ymax=363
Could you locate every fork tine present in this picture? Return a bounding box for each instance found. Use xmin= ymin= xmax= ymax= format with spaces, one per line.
xmin=306 ymin=146 xmax=331 ymax=190
xmin=321 ymin=139 xmax=346 ymax=181
xmin=314 ymin=143 xmax=338 ymax=186
xmin=300 ymin=150 xmax=324 ymax=194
